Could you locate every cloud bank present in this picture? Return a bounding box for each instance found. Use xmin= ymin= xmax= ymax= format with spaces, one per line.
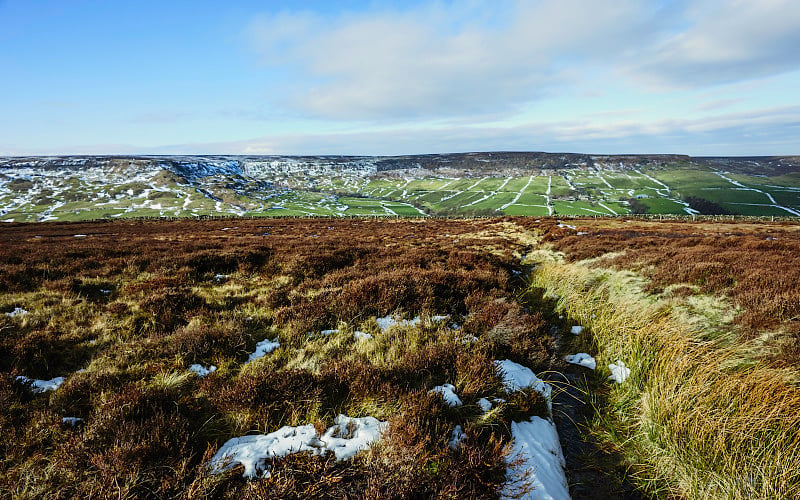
xmin=246 ymin=0 xmax=800 ymax=122
xmin=137 ymin=104 xmax=799 ymax=157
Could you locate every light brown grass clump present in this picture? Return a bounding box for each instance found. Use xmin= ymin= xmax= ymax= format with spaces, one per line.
xmin=532 ymin=257 xmax=800 ymax=499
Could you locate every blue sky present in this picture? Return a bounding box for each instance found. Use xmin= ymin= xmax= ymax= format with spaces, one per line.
xmin=1 ymin=0 xmax=799 ymax=156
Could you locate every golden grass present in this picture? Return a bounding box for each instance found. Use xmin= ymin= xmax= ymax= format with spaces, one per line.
xmin=531 ymin=254 xmax=800 ymax=499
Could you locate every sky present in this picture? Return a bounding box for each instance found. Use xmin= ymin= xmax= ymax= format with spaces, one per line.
xmin=1 ymin=0 xmax=799 ymax=156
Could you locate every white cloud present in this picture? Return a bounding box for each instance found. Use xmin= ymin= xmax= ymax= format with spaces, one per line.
xmin=8 ymin=104 xmax=796 ymax=156
xmin=246 ymin=1 xmax=654 ymax=120
xmin=135 ymin=104 xmax=799 ymax=156
xmin=244 ymin=1 xmax=800 ymax=122
xmin=630 ymin=0 xmax=800 ymax=88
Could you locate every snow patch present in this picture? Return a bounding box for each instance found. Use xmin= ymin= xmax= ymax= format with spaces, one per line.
xmin=62 ymin=417 xmax=83 ymax=426
xmin=503 ymin=416 xmax=570 ymax=500
xmin=448 ymin=425 xmax=466 ymax=450
xmin=608 ymin=360 xmax=630 ymax=383
xmin=494 ymin=359 xmax=552 ymax=411
xmin=477 ymin=397 xmax=493 ymax=412
xmin=461 ymin=334 xmax=479 ymax=344
xmin=570 ymin=326 xmax=584 ymax=335
xmin=5 ymin=307 xmax=28 ymax=317
xmin=375 ymin=315 xmax=420 ymax=331
xmin=248 ymin=338 xmax=280 ymax=361
xmin=564 ymin=353 xmax=596 ymax=370
xmin=209 ymin=414 xmax=387 ymax=478
xmin=354 ymin=330 xmax=372 ymax=340
xmin=189 ymin=364 xmax=217 ymax=377
xmin=16 ymin=375 xmax=64 ymax=393
xmin=430 ymin=384 xmax=462 ymax=407
xmin=320 ymin=329 xmax=337 ymax=336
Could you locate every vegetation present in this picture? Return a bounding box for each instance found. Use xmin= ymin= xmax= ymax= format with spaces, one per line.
xmin=684 ymin=196 xmax=730 ymax=215
xmin=523 ymin=217 xmax=800 ymax=499
xmin=4 ymin=156 xmax=800 ymax=221
xmin=2 ymin=216 xmax=800 ymax=498
xmin=0 ymin=218 xmax=556 ymax=498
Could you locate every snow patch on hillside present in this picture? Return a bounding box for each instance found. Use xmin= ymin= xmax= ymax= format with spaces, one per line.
xmin=16 ymin=375 xmax=64 ymax=393
xmin=248 ymin=338 xmax=280 ymax=361
xmin=564 ymin=353 xmax=596 ymax=370
xmin=430 ymin=384 xmax=463 ymax=407
xmin=209 ymin=415 xmax=387 ymax=478
xmin=503 ymin=416 xmax=570 ymax=500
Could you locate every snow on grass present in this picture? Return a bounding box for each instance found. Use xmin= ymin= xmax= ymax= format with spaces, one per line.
xmin=564 ymin=353 xmax=596 ymax=370
xmin=500 ymin=175 xmax=534 ymax=210
xmin=354 ymin=330 xmax=372 ymax=340
xmin=320 ymin=329 xmax=337 ymax=336
xmin=375 ymin=315 xmax=420 ymax=331
xmin=248 ymin=338 xmax=280 ymax=362
xmin=430 ymin=384 xmax=463 ymax=407
xmin=503 ymin=416 xmax=570 ymax=500
xmin=494 ymin=360 xmax=552 ymax=411
xmin=62 ymin=417 xmax=83 ymax=426
xmin=5 ymin=307 xmax=28 ymax=317
xmin=448 ymin=425 xmax=466 ymax=450
xmin=495 ymin=359 xmax=569 ymax=500
xmin=478 ymin=397 xmax=493 ymax=412
xmin=608 ymin=360 xmax=630 ymax=383
xmin=209 ymin=415 xmax=387 ymax=478
xmin=570 ymin=325 xmax=584 ymax=335
xmin=16 ymin=375 xmax=64 ymax=393
xmin=189 ymin=364 xmax=217 ymax=377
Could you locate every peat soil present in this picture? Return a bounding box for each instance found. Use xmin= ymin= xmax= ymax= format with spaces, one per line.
xmin=547 ymin=363 xmax=646 ymax=500
xmin=543 ymin=367 xmax=649 ymax=500
xmin=525 ymin=284 xmax=647 ymax=499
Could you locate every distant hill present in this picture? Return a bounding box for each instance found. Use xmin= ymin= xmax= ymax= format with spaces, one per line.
xmin=2 ymin=153 xmax=799 ymax=221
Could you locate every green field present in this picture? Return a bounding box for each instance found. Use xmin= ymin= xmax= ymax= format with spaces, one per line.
xmin=3 ymin=162 xmax=800 ymax=221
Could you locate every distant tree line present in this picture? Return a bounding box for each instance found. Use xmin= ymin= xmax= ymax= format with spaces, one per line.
xmin=684 ymin=196 xmax=731 ymax=215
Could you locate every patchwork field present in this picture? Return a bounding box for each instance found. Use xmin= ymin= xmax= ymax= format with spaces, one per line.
xmin=2 ymin=154 xmax=800 ymax=222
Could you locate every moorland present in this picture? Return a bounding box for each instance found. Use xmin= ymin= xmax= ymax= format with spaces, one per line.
xmin=2 ymin=216 xmax=799 ymax=499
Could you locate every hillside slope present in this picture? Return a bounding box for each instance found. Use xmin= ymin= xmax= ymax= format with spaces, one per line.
xmin=2 ymin=153 xmax=800 ymax=221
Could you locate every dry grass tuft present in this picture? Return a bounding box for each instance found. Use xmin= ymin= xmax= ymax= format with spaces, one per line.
xmin=532 ymin=254 xmax=800 ymax=499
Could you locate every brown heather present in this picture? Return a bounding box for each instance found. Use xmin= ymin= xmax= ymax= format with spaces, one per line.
xmin=0 ymin=217 xmax=552 ymax=499
xmin=3 ymin=216 xmax=800 ymax=499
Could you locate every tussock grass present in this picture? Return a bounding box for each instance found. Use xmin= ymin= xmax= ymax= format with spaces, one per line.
xmin=532 ymin=254 xmax=800 ymax=499
xmin=525 ymin=217 xmax=800 ymax=365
